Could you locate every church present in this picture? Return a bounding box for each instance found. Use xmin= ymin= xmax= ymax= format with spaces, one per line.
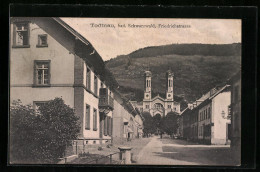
xmin=131 ymin=69 xmax=181 ymax=117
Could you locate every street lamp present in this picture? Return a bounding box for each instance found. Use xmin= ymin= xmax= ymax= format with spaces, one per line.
xmin=222 ymin=109 xmax=231 ymax=120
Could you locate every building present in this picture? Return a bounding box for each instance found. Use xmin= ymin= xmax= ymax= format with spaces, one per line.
xmin=10 ymin=17 xmax=114 ymax=147
xmin=10 ymin=17 xmax=145 ymax=152
xmin=182 ymin=85 xmax=231 ymax=145
xmin=112 ymin=91 xmax=144 ymax=143
xmin=229 ymin=71 xmax=241 ymax=161
xmin=199 ymin=85 xmax=231 ymax=145
xmin=135 ymin=69 xmax=180 ymax=117
xmin=180 ymin=107 xmax=192 ymax=140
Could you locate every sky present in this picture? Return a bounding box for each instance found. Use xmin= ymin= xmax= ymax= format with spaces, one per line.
xmin=62 ymin=18 xmax=241 ymax=61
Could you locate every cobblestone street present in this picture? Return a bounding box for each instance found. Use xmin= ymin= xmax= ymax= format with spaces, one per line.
xmin=135 ymin=136 xmax=239 ymax=166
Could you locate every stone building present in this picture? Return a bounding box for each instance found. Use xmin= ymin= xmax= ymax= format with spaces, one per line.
xmin=135 ymin=70 xmax=180 ymax=117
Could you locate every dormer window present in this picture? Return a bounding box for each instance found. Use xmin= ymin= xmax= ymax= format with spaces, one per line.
xmin=13 ymin=22 xmax=30 ymax=47
xmin=37 ymin=34 xmax=48 ymax=47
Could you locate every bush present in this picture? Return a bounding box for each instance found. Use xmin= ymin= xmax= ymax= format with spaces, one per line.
xmin=10 ymin=98 xmax=80 ymax=164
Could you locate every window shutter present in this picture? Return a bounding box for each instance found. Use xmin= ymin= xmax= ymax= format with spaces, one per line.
xmin=85 ymin=105 xmax=90 ymax=129
xmin=108 ymin=117 xmax=112 ymax=136
xmin=48 ymin=62 xmax=51 ymax=85
xmin=110 ymin=117 xmax=113 ymax=136
xmin=33 ymin=61 xmax=36 ymax=85
xmin=104 ymin=116 xmax=107 ymax=136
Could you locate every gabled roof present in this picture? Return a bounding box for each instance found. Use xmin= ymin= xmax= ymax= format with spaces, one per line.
xmin=191 ymin=84 xmax=231 ymax=111
xmin=151 ymin=94 xmax=165 ymax=102
xmin=209 ymin=85 xmax=231 ymax=100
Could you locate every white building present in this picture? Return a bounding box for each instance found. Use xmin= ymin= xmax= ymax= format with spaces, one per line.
xmin=10 ymin=17 xmax=114 ymax=149
xmin=10 ymin=17 xmax=144 ymax=152
xmin=197 ymin=85 xmax=231 ymax=144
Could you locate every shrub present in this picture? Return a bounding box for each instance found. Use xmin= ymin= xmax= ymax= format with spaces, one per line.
xmin=10 ymin=98 xmax=80 ymax=164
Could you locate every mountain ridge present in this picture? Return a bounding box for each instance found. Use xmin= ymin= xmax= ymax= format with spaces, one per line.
xmin=105 ymin=43 xmax=241 ymax=110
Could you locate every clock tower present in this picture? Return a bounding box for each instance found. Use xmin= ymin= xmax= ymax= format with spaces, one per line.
xmin=144 ymin=70 xmax=152 ymax=100
xmin=166 ymin=69 xmax=174 ymax=101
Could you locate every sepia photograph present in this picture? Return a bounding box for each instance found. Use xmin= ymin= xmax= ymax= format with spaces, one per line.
xmin=9 ymin=17 xmax=241 ymax=166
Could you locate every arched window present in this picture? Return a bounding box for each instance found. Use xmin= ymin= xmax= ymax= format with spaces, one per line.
xmin=153 ymin=103 xmax=163 ymax=110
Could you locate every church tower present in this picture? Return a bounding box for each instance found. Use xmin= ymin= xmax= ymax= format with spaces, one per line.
xmin=144 ymin=70 xmax=152 ymax=100
xmin=166 ymin=69 xmax=174 ymax=101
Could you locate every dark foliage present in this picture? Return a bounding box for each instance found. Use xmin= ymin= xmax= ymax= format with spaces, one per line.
xmin=106 ymin=43 xmax=241 ymax=103
xmin=10 ymin=98 xmax=80 ymax=164
xmin=160 ymin=112 xmax=179 ymax=136
xmin=142 ymin=112 xmax=156 ymax=136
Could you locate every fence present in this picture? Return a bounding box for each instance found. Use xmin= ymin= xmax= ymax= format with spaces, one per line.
xmin=77 ymin=152 xmax=124 ymax=164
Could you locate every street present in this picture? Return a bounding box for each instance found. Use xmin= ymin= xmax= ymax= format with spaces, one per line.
xmin=135 ymin=136 xmax=238 ymax=166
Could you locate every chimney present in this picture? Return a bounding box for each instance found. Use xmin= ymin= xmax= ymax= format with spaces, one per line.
xmin=210 ymin=88 xmax=217 ymax=96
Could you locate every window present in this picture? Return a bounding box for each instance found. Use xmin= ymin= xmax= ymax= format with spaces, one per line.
xmin=37 ymin=34 xmax=48 ymax=47
xmin=101 ymin=82 xmax=104 ymax=88
xmin=208 ymin=107 xmax=211 ymax=118
xmin=34 ymin=60 xmax=50 ymax=86
xmin=85 ymin=105 xmax=90 ymax=130
xmin=206 ymin=109 xmax=208 ymax=119
xmin=86 ymin=68 xmax=91 ymax=90
xmin=13 ymin=22 xmax=30 ymax=47
xmin=93 ymin=108 xmax=97 ymax=131
xmin=94 ymin=75 xmax=98 ymax=95
xmin=108 ymin=116 xmax=112 ymax=136
xmin=169 ymin=79 xmax=172 ymax=87
xmin=33 ymin=101 xmax=48 ymax=111
xmin=146 ymin=105 xmax=149 ymax=109
xmin=104 ymin=116 xmax=108 ymax=136
xmin=168 ymin=105 xmax=171 ymax=109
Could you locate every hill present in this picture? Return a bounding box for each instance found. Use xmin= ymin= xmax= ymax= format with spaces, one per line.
xmin=105 ymin=43 xmax=241 ymax=110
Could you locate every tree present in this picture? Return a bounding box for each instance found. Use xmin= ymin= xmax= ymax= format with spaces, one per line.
xmin=10 ymin=98 xmax=80 ymax=163
xmin=152 ymin=114 xmax=162 ymax=134
xmin=160 ymin=112 xmax=179 ymax=137
xmin=142 ymin=112 xmax=156 ymax=137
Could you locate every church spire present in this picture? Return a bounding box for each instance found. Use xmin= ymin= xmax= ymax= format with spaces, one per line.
xmin=144 ymin=69 xmax=152 ymax=100
xmin=166 ymin=69 xmax=174 ymax=101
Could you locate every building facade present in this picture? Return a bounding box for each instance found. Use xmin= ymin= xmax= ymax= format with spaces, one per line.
xmin=181 ymin=85 xmax=231 ymax=145
xmin=112 ymin=91 xmax=143 ymax=144
xmin=136 ymin=70 xmax=180 ymax=117
xmin=10 ymin=18 xmax=144 ymax=152
xmin=10 ymin=18 xmax=115 ymax=148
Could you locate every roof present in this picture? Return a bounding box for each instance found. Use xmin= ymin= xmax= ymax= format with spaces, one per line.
xmin=209 ymin=85 xmax=231 ymax=100
xmin=192 ymin=84 xmax=231 ymax=111
xmin=151 ymin=94 xmax=165 ymax=102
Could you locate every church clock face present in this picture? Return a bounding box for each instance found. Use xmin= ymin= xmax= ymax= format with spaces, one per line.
xmin=168 ymin=94 xmax=171 ymax=98
xmin=146 ymin=94 xmax=149 ymax=98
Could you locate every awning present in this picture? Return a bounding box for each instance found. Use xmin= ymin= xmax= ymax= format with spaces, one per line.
xmin=127 ymin=127 xmax=134 ymax=133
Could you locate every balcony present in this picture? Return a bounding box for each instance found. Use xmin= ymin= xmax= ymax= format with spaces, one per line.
xmin=99 ymin=88 xmax=114 ymax=113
